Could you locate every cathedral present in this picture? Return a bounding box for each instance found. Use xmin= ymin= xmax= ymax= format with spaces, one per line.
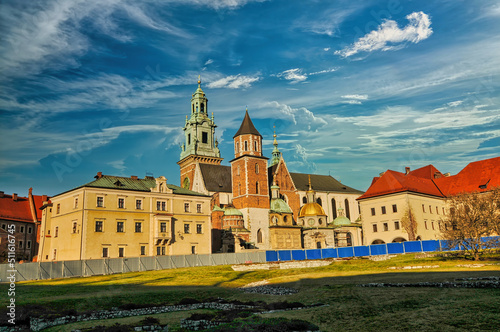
xmin=178 ymin=79 xmax=364 ymax=252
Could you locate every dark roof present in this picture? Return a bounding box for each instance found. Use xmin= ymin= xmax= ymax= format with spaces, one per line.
xmin=290 ymin=173 xmax=364 ymax=194
xmin=56 ymin=175 xmax=210 ymax=198
xmin=233 ymin=110 xmax=261 ymax=138
xmin=199 ymin=164 xmax=232 ymax=193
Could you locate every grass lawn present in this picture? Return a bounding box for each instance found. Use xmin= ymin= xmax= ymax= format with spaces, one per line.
xmin=1 ymin=253 xmax=500 ymax=331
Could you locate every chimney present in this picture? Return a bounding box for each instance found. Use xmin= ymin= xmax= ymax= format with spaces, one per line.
xmin=405 ymin=167 xmax=410 ymax=175
xmin=13 ymin=193 xmax=18 ymax=201
xmin=434 ymin=172 xmax=442 ymax=179
xmin=131 ymin=175 xmax=138 ymax=180
xmin=95 ymin=171 xmax=103 ymax=179
xmin=379 ymin=171 xmax=385 ymax=177
xmin=0 ymin=191 xmax=3 ymax=198
xmin=444 ymin=172 xmax=450 ymax=177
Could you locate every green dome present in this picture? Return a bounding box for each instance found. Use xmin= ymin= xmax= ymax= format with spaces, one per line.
xmin=332 ymin=215 xmax=351 ymax=227
xmin=224 ymin=206 xmax=243 ymax=216
xmin=270 ymin=198 xmax=292 ymax=214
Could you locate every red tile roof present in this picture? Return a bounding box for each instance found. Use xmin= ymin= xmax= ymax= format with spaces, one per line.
xmin=0 ymin=191 xmax=45 ymax=223
xmin=434 ymin=156 xmax=500 ymax=196
xmin=357 ymin=157 xmax=500 ymax=200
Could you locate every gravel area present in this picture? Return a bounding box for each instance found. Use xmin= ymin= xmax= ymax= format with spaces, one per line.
xmin=240 ymin=285 xmax=299 ymax=295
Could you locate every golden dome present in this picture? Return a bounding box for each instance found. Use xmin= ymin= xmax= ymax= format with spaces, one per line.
xmin=299 ymin=202 xmax=326 ymax=218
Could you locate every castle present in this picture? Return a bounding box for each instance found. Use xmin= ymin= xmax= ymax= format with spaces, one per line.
xmin=177 ymin=79 xmax=364 ymax=252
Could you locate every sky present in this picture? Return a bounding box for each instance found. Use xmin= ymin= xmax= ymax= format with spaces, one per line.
xmin=1 ymin=0 xmax=500 ymax=197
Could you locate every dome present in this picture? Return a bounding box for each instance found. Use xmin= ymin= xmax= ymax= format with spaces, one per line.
xmin=332 ymin=215 xmax=351 ymax=227
xmin=224 ymin=206 xmax=243 ymax=216
xmin=270 ymin=198 xmax=292 ymax=214
xmin=299 ymin=202 xmax=326 ymax=217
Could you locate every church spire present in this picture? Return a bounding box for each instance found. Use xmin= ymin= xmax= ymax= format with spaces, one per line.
xmin=269 ymin=125 xmax=281 ymax=167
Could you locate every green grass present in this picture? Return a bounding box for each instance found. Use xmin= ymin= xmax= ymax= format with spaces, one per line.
xmin=1 ymin=253 xmax=500 ymax=331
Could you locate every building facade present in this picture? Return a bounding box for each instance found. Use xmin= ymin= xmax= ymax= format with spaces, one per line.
xmin=178 ymin=80 xmax=365 ymax=251
xmin=0 ymin=188 xmax=45 ymax=262
xmin=38 ymin=174 xmax=212 ymax=262
xmin=358 ymin=158 xmax=500 ymax=244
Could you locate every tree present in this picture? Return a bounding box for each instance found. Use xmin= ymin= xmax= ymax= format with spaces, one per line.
xmin=440 ymin=187 xmax=500 ymax=260
xmin=401 ymin=205 xmax=417 ymax=241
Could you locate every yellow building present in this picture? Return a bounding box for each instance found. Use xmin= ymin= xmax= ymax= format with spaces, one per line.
xmin=38 ymin=173 xmax=211 ymax=261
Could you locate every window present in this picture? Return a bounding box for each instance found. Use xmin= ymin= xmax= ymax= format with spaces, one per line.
xmin=237 ymin=165 xmax=240 ymax=176
xmin=97 ymin=196 xmax=104 ymax=207
xmin=436 ymin=206 xmax=439 ymax=214
xmin=197 ymin=224 xmax=202 ymax=234
xmin=429 ymin=205 xmax=432 ymax=213
xmin=118 ymin=198 xmax=124 ymax=209
xmin=244 ymin=141 xmax=248 ymax=151
xmin=392 ymin=204 xmax=397 ymax=213
xmin=28 ymin=226 xmax=32 ymax=234
xmin=381 ymin=206 xmax=386 ymax=214
xmin=344 ymin=199 xmax=350 ymax=220
xmin=184 ymin=224 xmax=190 ymax=233
xmin=316 ymin=242 xmax=322 ymax=249
xmin=372 ymin=224 xmax=378 ymax=232
xmin=371 ymin=208 xmax=376 ymax=216
xmin=19 ymin=240 xmax=23 ymax=249
xmin=257 ymin=229 xmax=263 ymax=243
xmin=157 ymin=201 xmax=166 ymax=211
xmin=332 ymin=199 xmax=337 ymax=219
xmin=191 ymin=246 xmax=196 ymax=254
xmin=255 ymin=163 xmax=259 ymax=174
xmin=135 ymin=222 xmax=142 ymax=233
xmin=156 ymin=247 xmax=161 ymax=255
xmin=425 ymin=220 xmax=428 ymax=229
xmin=238 ymin=183 xmax=241 ymax=196
xmin=95 ymin=221 xmax=103 ymax=232
xmin=394 ymin=221 xmax=400 ymax=230
xmin=442 ymin=207 xmax=445 ymax=215
xmin=20 ymin=226 xmax=25 ymax=233
xmin=432 ymin=221 xmax=435 ymax=230
xmin=383 ymin=223 xmax=388 ymax=231
xmin=255 ymin=182 xmax=259 ymax=194
xmin=202 ymin=131 xmax=208 ymax=144
xmin=422 ymin=204 xmax=425 ymax=212
xmin=55 ymin=226 xmax=58 ymax=237
xmin=303 ymin=197 xmax=307 ymax=204
xmin=102 ymin=247 xmax=108 ymax=258
xmin=162 ymin=201 xmax=166 ymax=211
xmin=118 ymin=247 xmax=124 ymax=258
xmin=157 ymin=201 xmax=161 ymax=210
xmin=27 ymin=241 xmax=31 ymax=249
xmin=53 ymin=249 xmax=57 ymax=260
xmin=161 ymin=246 xmax=165 ymax=255
xmin=197 ymin=204 xmax=202 ymax=213
xmin=184 ymin=203 xmax=190 ymax=212
xmin=236 ymin=142 xmax=239 ymax=153
xmin=74 ymin=197 xmax=78 ymax=209
xmin=254 ymin=140 xmax=258 ymax=151
xmin=57 ymin=204 xmax=60 ymax=214
xmin=317 ymin=197 xmax=322 ymax=206
xmin=160 ymin=222 xmax=167 ymax=233
xmin=1 ymin=224 xmax=5 ymax=230
xmin=117 ymin=221 xmax=124 ymax=233
xmin=188 ymin=133 xmax=191 ymax=145
xmin=136 ymin=199 xmax=142 ymax=210
xmin=141 ymin=246 xmax=146 ymax=256
xmin=72 ymin=222 xmax=77 ymax=234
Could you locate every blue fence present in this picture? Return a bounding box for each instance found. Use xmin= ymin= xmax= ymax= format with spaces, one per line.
xmin=264 ymin=238 xmax=499 ymax=262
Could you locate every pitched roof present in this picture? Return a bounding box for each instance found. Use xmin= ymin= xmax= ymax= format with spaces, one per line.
xmin=57 ymin=175 xmax=210 ymax=197
xmin=408 ymin=165 xmax=443 ymax=179
xmin=357 ymin=168 xmax=445 ymax=200
xmin=290 ymin=173 xmax=363 ymax=194
xmin=199 ymin=164 xmax=232 ymax=193
xmin=434 ymin=157 xmax=500 ymax=196
xmin=0 ymin=192 xmax=44 ymax=223
xmin=233 ymin=110 xmax=261 ymax=138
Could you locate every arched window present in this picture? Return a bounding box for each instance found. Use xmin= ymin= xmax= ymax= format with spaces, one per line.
xmin=254 ymin=141 xmax=257 ymax=151
xmin=236 ymin=142 xmax=239 ymax=153
xmin=283 ymin=215 xmax=288 ymax=224
xmin=255 ymin=163 xmax=259 ymax=174
xmin=183 ymin=177 xmax=190 ymax=189
xmin=303 ymin=197 xmax=307 ymax=204
xmin=201 ymin=103 xmax=205 ymax=113
xmin=244 ymin=141 xmax=248 ymax=151
xmin=346 ymin=232 xmax=352 ymax=246
xmin=344 ymin=198 xmax=350 ymax=220
xmin=257 ymin=229 xmax=263 ymax=243
xmin=332 ymin=199 xmax=337 ymax=219
xmin=316 ymin=197 xmax=322 ymax=206
xmin=255 ymin=182 xmax=259 ymax=194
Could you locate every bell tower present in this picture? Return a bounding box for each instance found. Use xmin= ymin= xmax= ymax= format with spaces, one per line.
xmin=231 ymin=108 xmax=270 ymax=248
xmin=178 ymin=77 xmax=223 ymax=190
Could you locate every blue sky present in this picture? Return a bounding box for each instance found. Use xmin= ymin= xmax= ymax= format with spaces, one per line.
xmin=1 ymin=0 xmax=499 ymax=197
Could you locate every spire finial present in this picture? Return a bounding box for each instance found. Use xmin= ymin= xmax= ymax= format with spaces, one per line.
xmin=308 ymin=174 xmax=312 ymax=191
xmin=198 ymin=75 xmax=201 ymax=85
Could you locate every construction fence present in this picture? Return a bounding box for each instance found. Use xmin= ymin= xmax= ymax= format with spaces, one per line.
xmin=1 ymin=237 xmax=498 ymax=282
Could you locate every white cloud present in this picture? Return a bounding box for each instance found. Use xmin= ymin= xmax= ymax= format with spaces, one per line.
xmin=335 ymin=106 xmax=416 ymax=128
xmin=267 ymin=101 xmax=327 ymax=130
xmin=207 ymin=74 xmax=260 ymax=89
xmin=447 ymin=100 xmax=463 ymax=107
xmin=324 ymin=47 xmax=331 ymax=52
xmin=277 ymin=68 xmax=308 ymax=83
xmin=309 ymin=68 xmax=337 ymax=75
xmin=335 ymin=11 xmax=432 ymax=58
xmin=341 ymin=94 xmax=368 ymax=100
xmin=204 ymin=59 xmax=214 ymax=65
xmin=342 ymin=100 xmax=363 ymax=105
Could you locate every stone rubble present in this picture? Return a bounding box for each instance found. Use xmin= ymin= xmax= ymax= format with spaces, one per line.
xmin=240 ymin=285 xmax=299 ymax=295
